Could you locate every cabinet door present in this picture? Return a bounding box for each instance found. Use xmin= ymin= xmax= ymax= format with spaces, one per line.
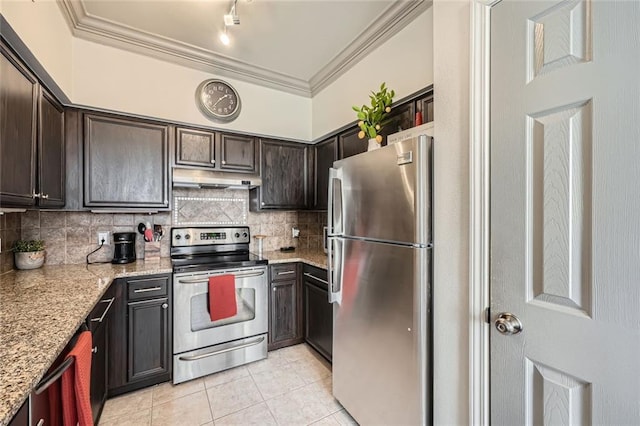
xmin=84 ymin=114 xmax=170 ymax=209
xmin=311 ymin=137 xmax=337 ymax=210
xmin=175 ymin=127 xmax=215 ymax=168
xmin=417 ymin=93 xmax=434 ymax=124
xmin=38 ymin=89 xmax=65 ymax=207
xmin=270 ymin=279 xmax=298 ymax=347
xmin=338 ymin=127 xmax=367 ymax=159
xmin=303 ymin=278 xmax=333 ymax=362
xmin=220 ymin=133 xmax=256 ymax=172
xmin=253 ymin=140 xmax=307 ymax=210
xmin=107 ymin=279 xmax=127 ymax=394
xmin=127 ymin=297 xmax=171 ymax=382
xmin=0 ymin=43 xmax=37 ymax=207
xmin=90 ymin=319 xmax=108 ymax=424
xmin=379 ymin=102 xmax=415 ymax=144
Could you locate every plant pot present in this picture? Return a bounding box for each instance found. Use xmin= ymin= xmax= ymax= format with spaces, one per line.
xmin=14 ymin=250 xmax=45 ymax=270
xmin=367 ymin=138 xmax=381 ymax=151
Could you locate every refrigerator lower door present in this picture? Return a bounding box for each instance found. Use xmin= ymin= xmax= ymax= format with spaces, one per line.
xmin=332 ymin=237 xmax=431 ymax=425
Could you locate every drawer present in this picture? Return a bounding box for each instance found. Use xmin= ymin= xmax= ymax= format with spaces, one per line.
xmin=270 ymin=263 xmax=298 ymax=281
xmin=127 ymin=276 xmax=169 ymax=300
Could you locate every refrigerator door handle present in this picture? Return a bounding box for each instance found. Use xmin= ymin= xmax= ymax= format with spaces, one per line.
xmin=328 ymin=237 xmax=343 ymax=304
xmin=328 ymin=168 xmax=343 ymax=236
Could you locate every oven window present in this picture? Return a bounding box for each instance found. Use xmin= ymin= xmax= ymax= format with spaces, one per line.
xmin=190 ymin=288 xmax=256 ymax=331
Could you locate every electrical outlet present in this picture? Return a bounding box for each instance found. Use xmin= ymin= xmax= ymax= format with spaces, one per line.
xmin=97 ymin=231 xmax=110 ymax=245
xmin=292 ymin=227 xmax=300 ymax=238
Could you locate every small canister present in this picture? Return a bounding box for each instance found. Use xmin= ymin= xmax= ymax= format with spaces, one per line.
xmin=254 ymin=234 xmax=266 ymax=256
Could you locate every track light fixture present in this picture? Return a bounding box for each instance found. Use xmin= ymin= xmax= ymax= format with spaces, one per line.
xmin=223 ymin=0 xmax=240 ymax=26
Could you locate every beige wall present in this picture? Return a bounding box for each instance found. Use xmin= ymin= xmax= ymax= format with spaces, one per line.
xmin=0 ymin=0 xmax=74 ymax=96
xmin=432 ymin=0 xmax=471 ymax=424
xmin=71 ymin=38 xmax=313 ymax=141
xmin=311 ymin=7 xmax=434 ymax=140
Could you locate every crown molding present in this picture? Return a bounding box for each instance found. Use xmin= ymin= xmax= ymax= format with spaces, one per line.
xmin=58 ymin=0 xmax=429 ymax=98
xmin=309 ymin=0 xmax=432 ymax=97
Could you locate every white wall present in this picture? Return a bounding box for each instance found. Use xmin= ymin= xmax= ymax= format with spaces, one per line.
xmin=71 ymin=38 xmax=312 ymax=141
xmin=1 ymin=0 xmax=74 ymax=96
xmin=432 ymin=0 xmax=471 ymax=424
xmin=311 ymin=7 xmax=433 ymax=140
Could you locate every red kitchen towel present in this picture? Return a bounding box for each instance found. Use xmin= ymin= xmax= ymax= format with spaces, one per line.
xmin=61 ymin=331 xmax=94 ymax=426
xmin=208 ymin=274 xmax=238 ymax=321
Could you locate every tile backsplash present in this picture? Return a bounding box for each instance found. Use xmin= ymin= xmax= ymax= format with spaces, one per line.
xmin=14 ymin=188 xmax=327 ymax=267
xmin=0 ymin=213 xmax=21 ymax=273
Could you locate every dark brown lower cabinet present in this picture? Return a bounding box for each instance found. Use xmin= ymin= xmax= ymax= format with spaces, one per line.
xmin=268 ymin=263 xmax=303 ymax=350
xmin=127 ymin=297 xmax=171 ymax=382
xmin=109 ymin=274 xmax=172 ymax=397
xmin=303 ymin=265 xmax=332 ymax=362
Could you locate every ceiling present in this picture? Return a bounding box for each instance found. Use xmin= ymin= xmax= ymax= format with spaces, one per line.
xmin=58 ymin=0 xmax=430 ymax=97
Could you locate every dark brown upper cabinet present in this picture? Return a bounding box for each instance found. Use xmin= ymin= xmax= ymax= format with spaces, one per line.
xmin=175 ymin=127 xmax=257 ymax=174
xmin=175 ymin=127 xmax=215 ymax=169
xmin=84 ymin=113 xmax=170 ymax=209
xmin=309 ymin=136 xmax=337 ymax=210
xmin=0 ymin=42 xmax=38 ymax=207
xmin=220 ymin=133 xmax=256 ymax=172
xmin=379 ymin=102 xmax=415 ymax=145
xmin=250 ymin=139 xmax=307 ymax=211
xmin=417 ymin=92 xmax=434 ymax=123
xmin=38 ymin=89 xmax=65 ymax=208
xmin=0 ymin=42 xmax=65 ymax=208
xmin=338 ymin=127 xmax=367 ymax=159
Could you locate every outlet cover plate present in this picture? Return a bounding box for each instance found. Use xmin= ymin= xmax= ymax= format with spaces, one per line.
xmin=98 ymin=231 xmax=110 ymax=245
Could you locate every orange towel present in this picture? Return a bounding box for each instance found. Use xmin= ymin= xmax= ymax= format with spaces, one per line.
xmin=208 ymin=275 xmax=237 ymax=321
xmin=61 ymin=331 xmax=94 ymax=426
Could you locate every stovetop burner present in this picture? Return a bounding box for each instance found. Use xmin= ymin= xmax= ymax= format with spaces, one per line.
xmin=170 ymin=226 xmax=267 ymax=273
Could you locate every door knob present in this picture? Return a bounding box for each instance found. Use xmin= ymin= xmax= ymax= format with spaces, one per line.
xmin=494 ymin=312 xmax=523 ymax=335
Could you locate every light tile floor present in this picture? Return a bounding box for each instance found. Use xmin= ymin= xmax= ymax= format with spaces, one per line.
xmin=100 ymin=344 xmax=358 ymax=426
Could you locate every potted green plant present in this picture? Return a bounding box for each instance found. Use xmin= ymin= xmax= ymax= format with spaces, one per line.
xmin=352 ymin=82 xmax=395 ymax=151
xmin=12 ymin=239 xmax=46 ymax=270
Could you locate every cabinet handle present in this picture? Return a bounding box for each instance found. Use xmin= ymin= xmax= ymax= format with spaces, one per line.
xmin=37 ymin=420 xmax=44 ymax=426
xmin=92 ymin=346 xmax=98 ymax=354
xmin=272 ymin=287 xmax=277 ymax=292
xmin=90 ymin=297 xmax=115 ymax=323
xmin=277 ymin=270 xmax=296 ymax=275
xmin=211 ymin=159 xmax=216 ymax=164
xmin=261 ymin=202 xmax=265 ymax=206
xmin=33 ymin=192 xmax=41 ymax=198
xmin=303 ymin=272 xmax=328 ymax=285
xmin=222 ymin=160 xmax=226 ymax=165
xmin=162 ymin=303 xmax=168 ymax=309
xmin=41 ymin=194 xmax=49 ymax=199
xmin=133 ymin=286 xmax=162 ymax=293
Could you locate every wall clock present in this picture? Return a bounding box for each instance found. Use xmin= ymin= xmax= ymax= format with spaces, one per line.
xmin=196 ymin=79 xmax=242 ymax=122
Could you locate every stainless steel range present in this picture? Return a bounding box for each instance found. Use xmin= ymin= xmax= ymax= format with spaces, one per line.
xmin=171 ymin=226 xmax=268 ymax=384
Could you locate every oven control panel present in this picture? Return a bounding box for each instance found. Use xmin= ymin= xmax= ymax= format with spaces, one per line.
xmin=171 ymin=226 xmax=250 ymax=247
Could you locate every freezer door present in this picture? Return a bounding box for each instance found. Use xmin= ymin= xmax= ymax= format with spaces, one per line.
xmin=330 ymin=136 xmax=432 ymax=245
xmin=332 ymin=237 xmax=431 ymax=425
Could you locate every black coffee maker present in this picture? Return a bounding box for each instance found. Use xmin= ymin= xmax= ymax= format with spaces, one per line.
xmin=112 ymin=232 xmax=136 ymax=264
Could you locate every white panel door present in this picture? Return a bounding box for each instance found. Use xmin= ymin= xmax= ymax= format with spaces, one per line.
xmin=490 ymin=0 xmax=640 ymax=424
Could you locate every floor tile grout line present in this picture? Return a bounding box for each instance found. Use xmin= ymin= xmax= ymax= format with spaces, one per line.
xmin=204 ymin=384 xmax=216 ymax=424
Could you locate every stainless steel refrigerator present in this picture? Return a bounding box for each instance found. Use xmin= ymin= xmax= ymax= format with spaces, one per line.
xmin=328 ymin=135 xmax=432 ymax=425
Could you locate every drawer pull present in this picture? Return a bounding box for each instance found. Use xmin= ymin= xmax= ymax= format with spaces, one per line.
xmin=179 ymin=336 xmax=265 ymax=361
xmin=134 ymin=286 xmax=162 ymax=293
xmin=277 ymin=270 xmax=296 ymax=275
xmin=303 ymin=272 xmax=328 ymax=285
xmin=90 ymin=297 xmax=115 ymax=323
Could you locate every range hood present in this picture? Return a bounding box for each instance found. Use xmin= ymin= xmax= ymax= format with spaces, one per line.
xmin=172 ymin=168 xmax=261 ymax=189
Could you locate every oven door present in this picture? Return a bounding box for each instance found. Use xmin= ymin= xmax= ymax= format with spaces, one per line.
xmin=173 ymin=265 xmax=268 ymax=354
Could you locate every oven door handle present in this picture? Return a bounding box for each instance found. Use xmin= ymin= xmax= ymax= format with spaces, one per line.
xmin=177 ymin=270 xmax=265 ymax=284
xmin=178 ymin=336 xmax=265 ymax=361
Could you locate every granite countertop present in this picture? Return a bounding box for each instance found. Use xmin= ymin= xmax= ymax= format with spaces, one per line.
xmin=261 ymin=249 xmax=327 ymax=269
xmin=0 ymin=259 xmax=172 ymax=426
xmin=0 ymin=251 xmax=326 ymax=425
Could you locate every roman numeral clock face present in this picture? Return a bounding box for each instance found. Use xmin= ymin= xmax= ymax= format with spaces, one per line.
xmin=196 ymin=79 xmax=242 ymax=122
